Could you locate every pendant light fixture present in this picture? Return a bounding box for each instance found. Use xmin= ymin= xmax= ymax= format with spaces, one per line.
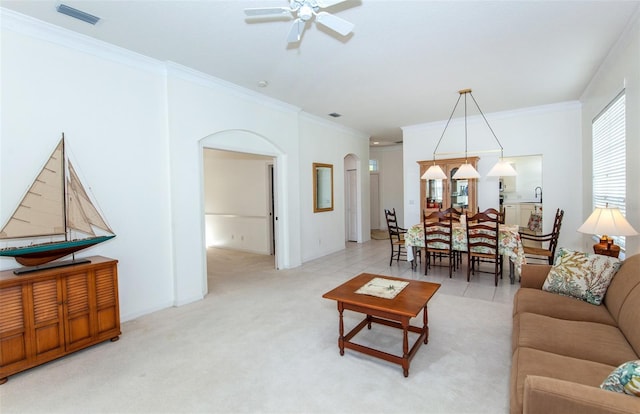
xmin=423 ymin=88 xmax=516 ymax=180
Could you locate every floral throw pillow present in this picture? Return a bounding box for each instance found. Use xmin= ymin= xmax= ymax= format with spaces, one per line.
xmin=541 ymin=248 xmax=621 ymax=305
xmin=600 ymin=360 xmax=640 ymax=397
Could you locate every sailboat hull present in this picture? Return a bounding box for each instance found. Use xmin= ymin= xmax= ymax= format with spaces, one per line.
xmin=0 ymin=235 xmax=115 ymax=266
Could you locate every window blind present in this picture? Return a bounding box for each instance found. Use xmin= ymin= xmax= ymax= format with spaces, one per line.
xmin=592 ymin=91 xmax=626 ymax=249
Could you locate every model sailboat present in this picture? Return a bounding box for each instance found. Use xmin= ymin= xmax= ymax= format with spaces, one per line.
xmin=0 ymin=134 xmax=115 ymax=268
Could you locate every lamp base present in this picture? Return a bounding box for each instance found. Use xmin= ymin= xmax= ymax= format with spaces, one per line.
xmin=593 ymin=241 xmax=620 ymax=258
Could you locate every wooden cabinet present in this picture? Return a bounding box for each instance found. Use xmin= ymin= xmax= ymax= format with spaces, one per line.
xmin=0 ymin=256 xmax=119 ymax=384
xmin=418 ymin=157 xmax=479 ymax=216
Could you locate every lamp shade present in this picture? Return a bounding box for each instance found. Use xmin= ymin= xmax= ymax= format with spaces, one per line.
xmin=452 ymin=163 xmax=480 ymax=179
xmin=486 ymin=160 xmax=517 ymax=177
xmin=421 ymin=165 xmax=447 ymax=180
xmin=577 ymin=207 xmax=638 ymax=236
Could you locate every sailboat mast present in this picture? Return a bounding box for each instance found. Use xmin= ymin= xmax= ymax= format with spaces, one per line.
xmin=62 ymin=133 xmax=69 ymax=242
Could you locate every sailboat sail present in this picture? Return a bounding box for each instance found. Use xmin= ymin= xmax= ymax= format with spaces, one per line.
xmin=67 ymin=162 xmax=113 ymax=235
xmin=0 ymin=135 xmax=115 ymax=267
xmin=0 ymin=141 xmax=66 ymax=239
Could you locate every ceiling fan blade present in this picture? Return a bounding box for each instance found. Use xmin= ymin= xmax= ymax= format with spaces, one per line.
xmin=244 ymin=7 xmax=292 ymax=17
xmin=315 ymin=11 xmax=354 ymax=36
xmin=287 ymin=18 xmax=305 ymax=43
xmin=316 ymin=0 xmax=349 ymax=8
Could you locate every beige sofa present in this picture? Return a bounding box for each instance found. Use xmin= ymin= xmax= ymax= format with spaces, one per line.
xmin=510 ymin=253 xmax=640 ymax=414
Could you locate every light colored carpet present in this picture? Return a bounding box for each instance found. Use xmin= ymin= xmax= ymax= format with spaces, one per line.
xmin=0 ymin=242 xmax=513 ymax=413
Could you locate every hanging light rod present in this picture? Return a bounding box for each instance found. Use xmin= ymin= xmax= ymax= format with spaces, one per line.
xmin=422 ymin=88 xmax=517 ymax=180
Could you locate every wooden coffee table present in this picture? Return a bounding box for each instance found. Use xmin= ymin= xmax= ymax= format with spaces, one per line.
xmin=322 ymin=273 xmax=440 ymax=377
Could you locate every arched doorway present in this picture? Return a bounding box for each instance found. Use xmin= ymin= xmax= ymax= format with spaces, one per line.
xmin=200 ymin=130 xmax=286 ymax=290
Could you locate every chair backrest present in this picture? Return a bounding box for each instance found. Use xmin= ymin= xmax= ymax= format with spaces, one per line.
xmin=480 ymin=207 xmax=505 ymax=224
xmin=384 ymin=208 xmax=403 ymax=240
xmin=441 ymin=207 xmax=463 ymax=223
xmin=466 ymin=212 xmax=499 ymax=256
xmin=423 ymin=210 xmax=453 ymax=251
xmin=548 ymin=208 xmax=564 ymax=258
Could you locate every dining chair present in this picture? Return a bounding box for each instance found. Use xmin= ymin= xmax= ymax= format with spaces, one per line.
xmin=440 ymin=206 xmax=464 ymax=266
xmin=519 ymin=208 xmax=564 ymax=264
xmin=423 ymin=210 xmax=455 ymax=278
xmin=466 ymin=211 xmax=502 ymax=286
xmin=441 ymin=206 xmax=463 ymax=222
xmin=479 ymin=207 xmax=505 ymax=224
xmin=384 ymin=208 xmax=408 ymax=266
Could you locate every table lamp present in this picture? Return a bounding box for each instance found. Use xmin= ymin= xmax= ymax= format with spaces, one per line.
xmin=577 ymin=206 xmax=638 ymax=258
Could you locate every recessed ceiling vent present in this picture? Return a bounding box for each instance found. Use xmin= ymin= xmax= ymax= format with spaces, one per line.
xmin=56 ymin=4 xmax=101 ymax=25
xmin=328 ymin=112 xmax=342 ymax=118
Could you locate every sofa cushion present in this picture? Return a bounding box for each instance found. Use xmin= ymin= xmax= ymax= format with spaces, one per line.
xmin=513 ymin=288 xmax=616 ymax=326
xmin=616 ymin=284 xmax=640 ymax=357
xmin=510 ymin=347 xmax=615 ymax=414
xmin=542 ymin=248 xmax=621 ymax=305
xmin=601 ymin=360 xmax=640 ymax=397
xmin=604 ymin=254 xmax=640 ymax=322
xmin=513 ymin=312 xmax=638 ymax=367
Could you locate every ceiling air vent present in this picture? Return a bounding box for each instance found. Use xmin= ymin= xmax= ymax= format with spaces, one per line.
xmin=56 ymin=4 xmax=101 ymax=25
xmin=328 ymin=113 xmax=342 ymax=118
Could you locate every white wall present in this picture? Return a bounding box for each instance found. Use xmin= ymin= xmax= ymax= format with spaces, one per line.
xmin=203 ymin=149 xmax=273 ymax=254
xmin=370 ymin=145 xmax=405 ymax=228
xmin=0 ymin=10 xmax=370 ymax=321
xmin=299 ymin=113 xmax=370 ymax=262
xmin=580 ymin=11 xmax=640 ymax=257
xmin=402 ymin=102 xmax=583 ymax=251
xmin=0 ymin=13 xmax=174 ymax=320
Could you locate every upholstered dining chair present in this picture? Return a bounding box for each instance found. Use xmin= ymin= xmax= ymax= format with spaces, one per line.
xmin=519 ymin=208 xmax=564 ymax=264
xmin=384 ymin=208 xmax=408 ymax=265
xmin=423 ymin=210 xmax=456 ymax=278
xmin=466 ymin=211 xmax=502 ymax=286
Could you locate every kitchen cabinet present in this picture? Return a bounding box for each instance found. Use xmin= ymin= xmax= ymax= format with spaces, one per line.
xmin=504 ymin=203 xmax=542 ymax=227
xmin=418 ymin=157 xmax=479 ymax=216
xmin=0 ymin=256 xmax=120 ymax=384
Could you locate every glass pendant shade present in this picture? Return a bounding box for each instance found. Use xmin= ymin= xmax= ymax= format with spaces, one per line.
xmin=452 ymin=163 xmax=480 ymax=179
xmin=487 ymin=160 xmax=517 ymax=177
xmin=421 ymin=165 xmax=447 ymax=180
xmin=577 ymin=207 xmax=638 ymax=237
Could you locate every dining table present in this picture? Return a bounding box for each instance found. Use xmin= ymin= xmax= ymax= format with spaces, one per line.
xmin=404 ymin=222 xmax=527 ymax=284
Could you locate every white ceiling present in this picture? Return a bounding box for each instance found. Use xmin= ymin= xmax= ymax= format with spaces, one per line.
xmin=2 ymin=0 xmax=638 ymax=145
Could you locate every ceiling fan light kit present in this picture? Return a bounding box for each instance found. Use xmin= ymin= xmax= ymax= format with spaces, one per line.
xmin=245 ymin=0 xmax=355 ymax=44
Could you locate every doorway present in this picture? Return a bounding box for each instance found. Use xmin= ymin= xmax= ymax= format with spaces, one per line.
xmin=370 ymin=173 xmax=380 ymax=230
xmin=344 ymin=154 xmax=360 ymax=243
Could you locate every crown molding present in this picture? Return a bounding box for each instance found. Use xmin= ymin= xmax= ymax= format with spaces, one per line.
xmin=164 ymin=61 xmax=300 ymax=115
xmin=402 ymin=100 xmax=581 ymax=134
xmin=1 ymin=7 xmax=163 ymax=75
xmin=298 ymin=112 xmax=370 ymax=140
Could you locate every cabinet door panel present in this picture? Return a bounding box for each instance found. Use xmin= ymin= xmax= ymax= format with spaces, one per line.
xmin=32 ymin=279 xmax=64 ymax=358
xmin=63 ymin=272 xmax=92 ymax=350
xmin=95 ymin=267 xmax=118 ymax=335
xmin=0 ymin=285 xmax=28 ymax=369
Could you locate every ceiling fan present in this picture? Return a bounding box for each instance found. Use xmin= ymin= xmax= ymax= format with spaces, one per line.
xmin=244 ymin=0 xmax=355 ymax=44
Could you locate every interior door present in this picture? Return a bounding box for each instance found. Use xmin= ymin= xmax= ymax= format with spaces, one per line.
xmin=346 ymin=169 xmax=358 ymax=241
xmin=370 ymin=173 xmax=380 ymax=229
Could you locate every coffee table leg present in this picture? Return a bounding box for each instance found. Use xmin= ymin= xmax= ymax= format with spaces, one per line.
xmin=402 ymin=317 xmax=410 ymax=377
xmin=338 ymin=302 xmax=345 ymax=356
xmin=423 ymin=305 xmax=429 ymax=345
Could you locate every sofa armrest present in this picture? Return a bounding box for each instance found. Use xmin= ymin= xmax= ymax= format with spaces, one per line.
xmin=524 ymin=376 xmax=640 ymax=414
xmin=519 ymin=264 xmax=552 ymax=289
